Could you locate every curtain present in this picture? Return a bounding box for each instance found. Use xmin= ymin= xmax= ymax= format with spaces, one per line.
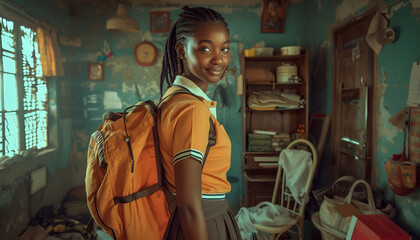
xmin=36 ymin=22 xmax=64 ymax=77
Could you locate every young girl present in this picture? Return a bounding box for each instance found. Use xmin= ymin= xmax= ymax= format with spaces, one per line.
xmin=157 ymin=6 xmax=242 ymax=240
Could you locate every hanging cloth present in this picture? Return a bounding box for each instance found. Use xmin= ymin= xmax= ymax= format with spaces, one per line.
xmin=36 ymin=22 xmax=64 ymax=77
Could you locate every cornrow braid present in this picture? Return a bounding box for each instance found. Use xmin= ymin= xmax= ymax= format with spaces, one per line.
xmin=159 ymin=6 xmax=229 ymax=96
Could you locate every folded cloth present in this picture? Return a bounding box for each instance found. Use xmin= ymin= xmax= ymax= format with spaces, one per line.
xmin=250 ymin=201 xmax=297 ymax=227
xmin=278 ymin=149 xmax=312 ymax=204
xmin=247 ymin=90 xmax=304 ymax=109
xmin=235 ymin=207 xmax=259 ymax=240
xmin=235 ymin=203 xmax=297 ymax=240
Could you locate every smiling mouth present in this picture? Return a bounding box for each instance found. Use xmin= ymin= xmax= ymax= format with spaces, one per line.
xmin=207 ymin=68 xmax=224 ymax=76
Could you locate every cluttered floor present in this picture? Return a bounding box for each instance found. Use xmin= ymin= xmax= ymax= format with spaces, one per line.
xmin=15 ymin=185 xmax=113 ymax=240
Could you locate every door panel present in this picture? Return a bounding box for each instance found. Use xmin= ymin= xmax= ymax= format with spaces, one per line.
xmin=332 ymin=14 xmax=375 ymax=181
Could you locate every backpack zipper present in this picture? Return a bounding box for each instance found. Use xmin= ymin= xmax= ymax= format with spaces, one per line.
xmin=125 ymin=136 xmax=135 ymax=173
xmin=123 ymin=105 xmax=136 ymax=173
xmin=94 ymin=194 xmax=117 ymax=239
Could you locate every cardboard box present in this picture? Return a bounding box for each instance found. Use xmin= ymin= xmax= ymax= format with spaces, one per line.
xmin=346 ymin=214 xmax=410 ymax=240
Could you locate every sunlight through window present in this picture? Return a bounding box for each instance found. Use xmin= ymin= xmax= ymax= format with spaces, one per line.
xmin=0 ymin=17 xmax=48 ymax=157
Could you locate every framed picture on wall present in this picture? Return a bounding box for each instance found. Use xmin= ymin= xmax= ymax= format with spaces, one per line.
xmin=150 ymin=11 xmax=169 ymax=33
xmin=261 ymin=0 xmax=285 ymax=33
xmin=88 ymin=63 xmax=104 ymax=81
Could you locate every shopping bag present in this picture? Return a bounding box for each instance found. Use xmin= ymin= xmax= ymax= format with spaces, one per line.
xmin=319 ymin=179 xmax=383 ymax=238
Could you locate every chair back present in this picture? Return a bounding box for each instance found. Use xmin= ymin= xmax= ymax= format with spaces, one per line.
xmin=271 ymin=139 xmax=318 ymax=219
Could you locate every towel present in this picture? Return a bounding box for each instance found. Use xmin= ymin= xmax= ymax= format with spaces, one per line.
xmin=235 ymin=203 xmax=297 ymax=240
xmin=235 ymin=207 xmax=259 ymax=240
xmin=278 ymin=149 xmax=312 ymax=204
xmin=250 ymin=202 xmax=297 ymax=227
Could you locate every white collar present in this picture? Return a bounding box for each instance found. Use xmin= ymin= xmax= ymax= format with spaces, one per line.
xmin=173 ymin=75 xmax=217 ymax=119
xmin=173 ymin=75 xmax=212 ymax=102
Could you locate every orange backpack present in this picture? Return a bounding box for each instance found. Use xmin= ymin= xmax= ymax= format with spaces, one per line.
xmin=85 ymin=89 xmax=215 ymax=240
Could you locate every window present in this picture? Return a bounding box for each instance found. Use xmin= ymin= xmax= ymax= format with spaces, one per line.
xmin=0 ymin=16 xmax=48 ymax=157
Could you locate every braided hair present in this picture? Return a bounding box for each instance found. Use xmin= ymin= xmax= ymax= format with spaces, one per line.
xmin=160 ymin=6 xmax=229 ymax=96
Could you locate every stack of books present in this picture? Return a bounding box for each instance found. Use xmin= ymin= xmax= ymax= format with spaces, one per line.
xmin=271 ymin=132 xmax=291 ymax=152
xmin=247 ymin=132 xmax=273 ymax=152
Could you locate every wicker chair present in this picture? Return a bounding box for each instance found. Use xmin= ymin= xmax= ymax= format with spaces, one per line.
xmin=253 ymin=139 xmax=319 ymax=240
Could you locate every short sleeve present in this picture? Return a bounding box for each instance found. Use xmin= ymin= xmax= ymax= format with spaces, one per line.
xmin=171 ymin=99 xmax=211 ymax=166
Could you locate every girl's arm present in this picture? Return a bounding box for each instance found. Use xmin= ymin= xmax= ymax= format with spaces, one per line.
xmin=174 ymin=157 xmax=209 ymax=240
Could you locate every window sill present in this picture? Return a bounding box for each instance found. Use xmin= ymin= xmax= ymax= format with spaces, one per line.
xmin=0 ymin=148 xmax=56 ymax=169
xmin=0 ymin=148 xmax=57 ymax=186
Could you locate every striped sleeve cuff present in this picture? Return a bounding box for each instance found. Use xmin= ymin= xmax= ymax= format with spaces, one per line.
xmin=173 ymin=149 xmax=204 ymax=165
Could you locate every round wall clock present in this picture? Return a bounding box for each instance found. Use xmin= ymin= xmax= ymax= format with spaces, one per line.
xmin=134 ymin=41 xmax=157 ymax=66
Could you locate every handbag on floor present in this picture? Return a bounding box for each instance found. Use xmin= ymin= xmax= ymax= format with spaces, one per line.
xmin=319 ymin=179 xmax=384 ymax=238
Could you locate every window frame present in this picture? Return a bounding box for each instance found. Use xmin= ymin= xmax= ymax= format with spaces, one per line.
xmin=0 ymin=5 xmax=57 ymax=167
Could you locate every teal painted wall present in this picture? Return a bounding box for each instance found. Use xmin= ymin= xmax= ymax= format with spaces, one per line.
xmin=306 ymin=0 xmax=420 ymax=236
xmin=67 ymin=3 xmax=309 ymax=213
xmin=1 ymin=0 xmax=420 ymax=238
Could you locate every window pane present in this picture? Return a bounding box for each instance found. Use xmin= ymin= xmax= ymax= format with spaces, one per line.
xmin=5 ymin=112 xmax=19 ymax=155
xmin=24 ymin=110 xmax=47 ymax=150
xmin=3 ymin=73 xmax=18 ymax=111
xmin=21 ymin=25 xmax=35 ymax=75
xmin=0 ymin=73 xmax=2 ymax=111
xmin=36 ymin=110 xmax=47 ymax=149
xmin=36 ymin=78 xmax=47 ymax=109
xmin=3 ymin=50 xmax=14 ymax=58
xmin=2 ymin=55 xmax=16 ymax=74
xmin=1 ymin=34 xmax=14 ymax=52
xmin=24 ymin=111 xmax=36 ymax=150
xmin=34 ymin=42 xmax=42 ymax=77
xmin=23 ymin=76 xmax=35 ymax=111
xmin=1 ymin=18 xmax=14 ymax=34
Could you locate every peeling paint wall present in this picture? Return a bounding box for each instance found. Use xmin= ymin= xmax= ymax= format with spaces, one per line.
xmin=65 ymin=3 xmax=310 ymax=215
xmin=2 ymin=2 xmax=310 ymax=238
xmin=2 ymin=0 xmax=419 ymax=238
xmin=307 ymin=0 xmax=420 ymax=236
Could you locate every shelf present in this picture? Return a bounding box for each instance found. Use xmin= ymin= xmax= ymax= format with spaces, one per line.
xmin=245 ymin=151 xmax=281 ymax=155
xmin=247 ymin=82 xmax=304 ymax=87
xmin=246 ymin=107 xmax=305 ymax=112
xmin=243 ymin=171 xmax=276 ymax=182
xmin=244 ymin=53 xmax=307 ymax=62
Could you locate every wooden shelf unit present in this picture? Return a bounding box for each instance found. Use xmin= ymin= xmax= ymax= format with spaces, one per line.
xmin=241 ymin=51 xmax=309 ymax=207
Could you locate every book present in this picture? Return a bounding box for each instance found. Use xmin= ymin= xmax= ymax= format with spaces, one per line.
xmin=248 ymin=145 xmax=272 ymax=152
xmin=248 ymin=139 xmax=272 ymax=146
xmin=248 ymin=133 xmax=272 ymax=140
xmin=253 ymin=129 xmax=277 ymax=135
xmin=254 ymin=157 xmax=278 ymax=162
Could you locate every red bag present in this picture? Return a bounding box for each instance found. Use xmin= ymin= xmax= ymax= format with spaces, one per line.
xmin=385 ymin=145 xmax=417 ymax=196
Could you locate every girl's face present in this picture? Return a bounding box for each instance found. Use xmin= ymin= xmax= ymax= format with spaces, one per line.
xmin=178 ymin=22 xmax=230 ymax=91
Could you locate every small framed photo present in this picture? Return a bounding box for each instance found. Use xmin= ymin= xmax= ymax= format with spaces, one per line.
xmin=150 ymin=11 xmax=169 ymax=33
xmin=88 ymin=63 xmax=104 ymax=81
xmin=261 ymin=0 xmax=285 ymax=33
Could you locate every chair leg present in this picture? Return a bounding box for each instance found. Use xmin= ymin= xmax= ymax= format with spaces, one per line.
xmin=298 ymin=220 xmax=304 ymax=240
xmin=257 ymin=231 xmax=268 ymax=240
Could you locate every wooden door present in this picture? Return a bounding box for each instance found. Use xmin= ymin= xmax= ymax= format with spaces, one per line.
xmin=332 ymin=14 xmax=375 ymax=182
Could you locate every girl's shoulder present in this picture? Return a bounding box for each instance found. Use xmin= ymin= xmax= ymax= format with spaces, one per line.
xmin=160 ymin=87 xmax=210 ymax=116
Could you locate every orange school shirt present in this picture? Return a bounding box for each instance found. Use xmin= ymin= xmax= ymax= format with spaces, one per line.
xmin=157 ymin=78 xmax=231 ymax=196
